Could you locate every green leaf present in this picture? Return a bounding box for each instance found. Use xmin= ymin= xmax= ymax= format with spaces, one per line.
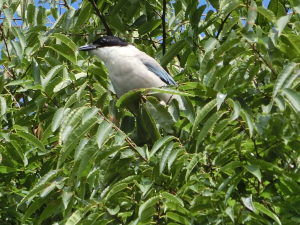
xmin=150 ymin=136 xmax=175 ymax=157
xmin=137 ymin=103 xmax=161 ymax=143
xmin=41 ymin=65 xmax=64 ymax=90
xmin=0 ymin=96 xmax=7 ymax=121
xmin=146 ymin=96 xmax=175 ymax=133
xmin=245 ymin=0 xmax=257 ymax=32
xmin=214 ymin=38 xmax=240 ymax=60
xmin=284 ymin=34 xmax=300 ymax=57
xmin=162 ymin=192 xmax=184 ymax=207
xmin=111 ymin=0 xmax=130 ymax=15
xmin=241 ymin=195 xmax=256 ymax=212
xmin=138 ymin=19 xmax=162 ymax=35
xmin=282 ymin=88 xmax=300 ymax=112
xmin=59 ymin=107 xmax=89 ymax=144
xmin=95 ymin=120 xmax=113 ymax=148
xmin=57 ymin=117 xmax=98 ymax=168
xmin=219 ymin=161 xmax=243 ymax=172
xmin=0 ymin=166 xmax=18 ymax=173
xmin=161 ymin=40 xmax=188 ymax=67
xmin=116 ymin=89 xmax=144 ymax=108
xmin=11 ymin=27 xmax=26 ymax=50
xmin=185 ymin=154 xmax=199 ymax=181
xmin=159 ymin=141 xmax=175 ymax=174
xmin=166 ymin=212 xmax=190 ymax=225
xmin=6 ymin=80 xmax=32 ymax=86
xmin=196 ymin=111 xmax=227 ymax=147
xmin=74 ymin=4 xmax=92 ymax=33
xmin=245 ymin=165 xmax=261 ymax=182
xmin=52 ymin=108 xmax=65 ymax=132
xmin=277 ymin=14 xmax=290 ymax=37
xmin=148 ymin=87 xmax=194 ymax=97
xmin=253 ymin=202 xmax=282 ymax=225
xmin=192 ymin=99 xmax=217 ymax=135
xmin=18 ymin=170 xmax=57 ymax=206
xmin=199 ymin=50 xmax=213 ymax=79
xmin=53 ymin=33 xmax=77 ymax=52
xmin=179 ymin=95 xmax=195 ymax=123
xmin=138 ymin=195 xmax=160 ymax=218
xmin=16 ymin=131 xmax=46 ymax=153
xmin=257 ymin=6 xmax=276 ymax=23
xmin=65 ymin=205 xmax=92 ymax=225
xmin=3 ymin=8 xmax=13 ymax=27
xmin=53 ymin=79 xmax=72 ymax=93
xmin=204 ymin=37 xmax=218 ymax=52
xmin=47 ymin=45 xmax=76 ymax=63
xmin=82 ymin=107 xmax=98 ymax=124
xmin=240 ymin=111 xmax=254 ymax=138
xmin=221 ymin=0 xmax=241 ymax=17
xmin=229 ymin=100 xmax=241 ymax=121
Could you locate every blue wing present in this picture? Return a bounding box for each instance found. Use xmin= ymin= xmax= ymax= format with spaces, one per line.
xmin=141 ymin=59 xmax=176 ymax=85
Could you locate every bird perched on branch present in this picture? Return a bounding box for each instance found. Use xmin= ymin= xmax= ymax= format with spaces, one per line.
xmin=78 ymin=36 xmax=176 ymax=108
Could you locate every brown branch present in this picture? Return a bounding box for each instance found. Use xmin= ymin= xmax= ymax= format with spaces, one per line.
xmin=63 ymin=0 xmax=70 ymax=10
xmin=4 ymin=86 xmax=21 ymax=109
xmin=43 ymin=91 xmax=59 ymax=107
xmin=2 ymin=64 xmax=14 ymax=79
xmin=162 ymin=0 xmax=166 ymax=55
xmin=98 ymin=110 xmax=147 ymax=162
xmin=88 ymin=0 xmax=113 ymax=36
xmin=246 ymin=41 xmax=277 ymax=76
xmin=0 ymin=24 xmax=11 ymax=62
xmin=216 ymin=11 xmax=232 ymax=39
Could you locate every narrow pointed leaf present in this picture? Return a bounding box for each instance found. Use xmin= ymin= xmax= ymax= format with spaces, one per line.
xmin=282 ymin=88 xmax=300 ymax=112
xmin=192 ymin=99 xmax=217 ymax=135
xmin=16 ymin=131 xmax=46 ymax=153
xmin=253 ymin=202 xmax=282 ymax=225
xmin=161 ymin=40 xmax=189 ymax=67
xmin=57 ymin=118 xmax=98 ymax=168
xmin=159 ymin=142 xmax=175 ymax=174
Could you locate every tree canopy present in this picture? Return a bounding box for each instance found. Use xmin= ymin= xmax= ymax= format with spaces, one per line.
xmin=1 ymin=0 xmax=300 ymax=224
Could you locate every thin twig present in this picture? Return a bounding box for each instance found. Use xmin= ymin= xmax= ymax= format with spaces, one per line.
xmin=0 ymin=24 xmax=11 ymax=62
xmin=98 ymin=110 xmax=147 ymax=162
xmin=63 ymin=0 xmax=70 ymax=10
xmin=216 ymin=11 xmax=232 ymax=39
xmin=43 ymin=91 xmax=59 ymax=107
xmin=4 ymin=86 xmax=21 ymax=109
xmin=2 ymin=64 xmax=14 ymax=79
xmin=162 ymin=0 xmax=166 ymax=55
xmin=88 ymin=0 xmax=113 ymax=36
xmin=246 ymin=41 xmax=277 ymax=77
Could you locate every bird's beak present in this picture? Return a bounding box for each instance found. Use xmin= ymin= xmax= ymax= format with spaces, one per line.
xmin=78 ymin=44 xmax=97 ymax=51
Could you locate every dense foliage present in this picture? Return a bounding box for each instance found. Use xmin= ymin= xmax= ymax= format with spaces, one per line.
xmin=1 ymin=0 xmax=300 ymax=224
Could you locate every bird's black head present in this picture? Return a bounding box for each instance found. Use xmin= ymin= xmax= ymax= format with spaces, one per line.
xmin=78 ymin=36 xmax=129 ymax=51
xmin=93 ymin=36 xmax=129 ymax=47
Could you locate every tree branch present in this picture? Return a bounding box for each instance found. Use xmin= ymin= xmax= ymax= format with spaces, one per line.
xmin=216 ymin=12 xmax=231 ymax=39
xmin=63 ymin=0 xmax=70 ymax=10
xmin=162 ymin=0 xmax=166 ymax=55
xmin=98 ymin=110 xmax=147 ymax=162
xmin=4 ymin=86 xmax=20 ymax=109
xmin=246 ymin=41 xmax=277 ymax=77
xmin=0 ymin=24 xmax=11 ymax=62
xmin=88 ymin=0 xmax=113 ymax=36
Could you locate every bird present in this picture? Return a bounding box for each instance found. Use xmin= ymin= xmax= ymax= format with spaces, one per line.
xmin=78 ymin=36 xmax=176 ymax=109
